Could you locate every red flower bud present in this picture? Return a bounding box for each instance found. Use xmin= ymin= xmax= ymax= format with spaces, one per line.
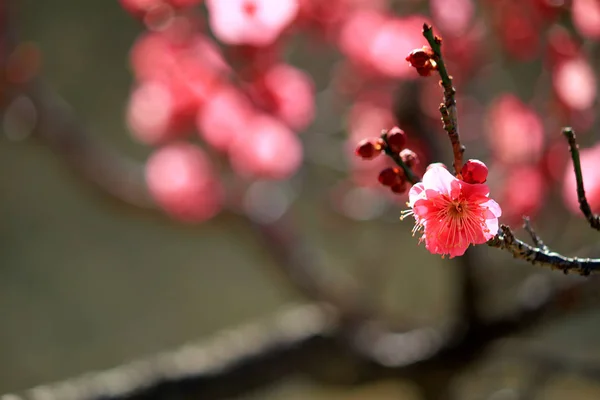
xmin=390 ymin=181 xmax=407 ymax=194
xmin=461 ymin=159 xmax=488 ymax=184
xmin=386 ymin=126 xmax=407 ymax=153
xmin=406 ymin=47 xmax=437 ymax=76
xmin=400 ymin=149 xmax=419 ymax=169
xmin=355 ymin=139 xmax=382 ymax=160
xmin=378 ymin=167 xmax=404 ymax=187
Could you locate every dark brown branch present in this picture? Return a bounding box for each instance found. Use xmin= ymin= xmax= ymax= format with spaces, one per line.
xmin=2 ymin=304 xmax=338 ymax=400
xmin=563 ymin=127 xmax=600 ymax=231
xmin=4 ymin=271 xmax=595 ymax=400
xmin=523 ymin=216 xmax=549 ymax=252
xmin=250 ymin=217 xmax=376 ymax=324
xmin=422 ymin=24 xmax=465 ymax=175
xmin=31 ymin=83 xmax=155 ymax=209
xmin=487 ymin=225 xmax=600 ymax=276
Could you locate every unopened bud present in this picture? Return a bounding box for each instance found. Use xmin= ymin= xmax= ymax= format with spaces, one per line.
xmin=406 ymin=47 xmax=437 ymax=77
xmin=355 ymin=139 xmax=383 ymax=160
xmin=390 ymin=181 xmax=407 ymax=194
xmin=461 ymin=159 xmax=488 ymax=184
xmin=386 ymin=126 xmax=407 ymax=153
xmin=378 ymin=167 xmax=404 ymax=187
xmin=400 ymin=149 xmax=419 ymax=168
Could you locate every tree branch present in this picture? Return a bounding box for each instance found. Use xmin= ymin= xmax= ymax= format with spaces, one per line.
xmin=487 ymin=225 xmax=600 ymax=276
xmin=422 ymin=24 xmax=465 ymax=176
xmin=3 ymin=271 xmax=596 ymax=400
xmin=523 ymin=216 xmax=549 ymax=252
xmin=563 ymin=127 xmax=600 ymax=231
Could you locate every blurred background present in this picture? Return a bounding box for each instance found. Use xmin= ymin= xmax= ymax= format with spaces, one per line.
xmin=3 ymin=0 xmax=600 ymax=399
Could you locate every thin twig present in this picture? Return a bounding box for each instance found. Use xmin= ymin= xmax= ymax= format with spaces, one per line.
xmin=522 ymin=216 xmax=549 ymax=252
xmin=563 ymin=127 xmax=600 ymax=231
xmin=422 ymin=24 xmax=464 ymax=175
xmin=381 ymin=137 xmax=420 ymax=184
xmin=487 ymin=225 xmax=600 ymax=276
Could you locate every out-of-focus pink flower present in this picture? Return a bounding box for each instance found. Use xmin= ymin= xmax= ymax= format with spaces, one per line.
xmin=247 ymin=64 xmax=315 ymax=131
xmin=404 ymin=163 xmax=501 ymax=258
xmin=498 ymin=165 xmax=545 ymax=224
xmin=229 ymin=114 xmax=303 ymax=179
xmin=120 ymin=0 xmax=203 ymax=18
xmin=487 ymin=94 xmax=544 ymax=165
xmin=545 ymin=25 xmax=580 ymax=68
xmin=494 ymin=4 xmax=540 ymax=60
xmin=196 ymin=86 xmax=256 ymax=152
xmin=130 ymin=32 xmax=180 ymax=81
xmin=338 ymin=10 xmax=387 ymax=68
xmin=146 ymin=142 xmax=223 ymax=222
xmin=573 ymin=0 xmax=600 ymax=39
xmin=206 ymin=0 xmax=299 ymax=46
xmin=128 ymin=32 xmax=230 ymax=144
xmin=430 ymin=0 xmax=474 ymax=36
xmin=127 ymin=81 xmax=192 ymax=144
xmin=338 ymin=13 xmax=428 ymax=78
xmin=563 ymin=144 xmax=600 ymax=215
xmin=369 ymin=16 xmax=430 ymax=78
xmin=553 ymin=56 xmax=597 ymax=111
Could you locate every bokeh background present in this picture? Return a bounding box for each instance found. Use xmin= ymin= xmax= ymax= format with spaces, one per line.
xmin=3 ymin=0 xmax=600 ymax=399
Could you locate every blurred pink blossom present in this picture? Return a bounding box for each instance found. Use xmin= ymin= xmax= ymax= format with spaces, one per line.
xmin=229 ymin=114 xmax=303 ymax=179
xmin=127 ymin=80 xmax=192 ymax=144
xmin=572 ymin=0 xmax=600 ymax=39
xmin=196 ymin=85 xmax=256 ymax=152
xmin=369 ymin=16 xmax=430 ymax=78
xmin=499 ymin=165 xmax=545 ymax=224
xmin=430 ymin=0 xmax=474 ymax=36
xmin=206 ymin=0 xmax=299 ymax=46
xmin=487 ymin=94 xmax=544 ymax=165
xmin=146 ymin=142 xmax=224 ymax=222
xmin=553 ymin=56 xmax=597 ymax=111
xmin=247 ymin=63 xmax=315 ymax=131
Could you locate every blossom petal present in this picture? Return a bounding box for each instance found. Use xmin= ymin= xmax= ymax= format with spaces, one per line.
xmin=481 ymin=199 xmax=502 ymax=217
xmin=461 ymin=181 xmax=490 ymax=198
xmin=484 ymin=216 xmax=499 ymax=240
xmin=408 ymin=182 xmax=425 ymax=206
xmin=448 ymin=242 xmax=470 ymax=258
xmin=422 ymin=164 xmax=456 ymax=194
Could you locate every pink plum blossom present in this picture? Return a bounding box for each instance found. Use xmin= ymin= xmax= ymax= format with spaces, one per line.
xmin=403 ymin=163 xmax=502 ymax=258
xmin=206 ymin=0 xmax=299 ymax=46
xmin=486 ymin=94 xmax=544 ymax=165
xmin=572 ymin=0 xmax=600 ymax=39
xmin=146 ymin=142 xmax=224 ymax=222
xmin=553 ymin=56 xmax=597 ymax=111
xmin=229 ymin=114 xmax=303 ymax=179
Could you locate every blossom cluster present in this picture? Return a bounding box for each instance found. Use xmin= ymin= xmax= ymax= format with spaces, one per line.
xmin=115 ymin=0 xmax=600 ymax=230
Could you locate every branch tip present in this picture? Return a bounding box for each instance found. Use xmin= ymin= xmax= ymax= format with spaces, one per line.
xmin=563 ymin=127 xmax=600 ymax=231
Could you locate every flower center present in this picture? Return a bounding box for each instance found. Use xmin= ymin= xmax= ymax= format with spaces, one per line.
xmin=448 ymin=199 xmax=467 ymax=218
xmin=242 ymin=1 xmax=258 ymax=17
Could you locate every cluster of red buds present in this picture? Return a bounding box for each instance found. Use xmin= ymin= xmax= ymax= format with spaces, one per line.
xmin=354 ymin=127 xmax=418 ymax=194
xmin=405 ymin=46 xmax=437 ymax=77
